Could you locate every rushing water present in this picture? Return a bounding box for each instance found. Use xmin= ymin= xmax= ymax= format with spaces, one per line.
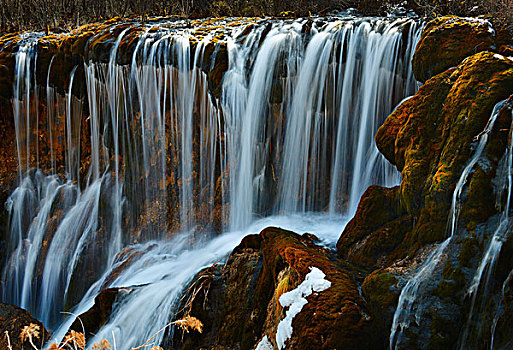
xmin=1 ymin=15 xmax=421 ymax=346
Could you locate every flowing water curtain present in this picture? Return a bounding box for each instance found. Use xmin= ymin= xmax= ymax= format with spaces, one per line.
xmin=3 ymin=34 xmax=47 ymax=308
xmin=1 ymin=16 xmax=422 ymax=333
xmin=228 ymin=18 xmax=422 ymax=229
xmin=64 ymin=17 xmax=423 ymax=348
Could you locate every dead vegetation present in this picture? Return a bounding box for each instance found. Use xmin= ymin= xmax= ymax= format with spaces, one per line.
xmin=4 ymin=316 xmax=203 ymax=350
xmin=1 ymin=0 xmax=512 ymax=34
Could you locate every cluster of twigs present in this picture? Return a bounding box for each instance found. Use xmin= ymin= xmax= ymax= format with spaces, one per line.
xmin=0 ymin=0 xmax=356 ymax=33
xmin=0 ymin=0 xmax=195 ymax=32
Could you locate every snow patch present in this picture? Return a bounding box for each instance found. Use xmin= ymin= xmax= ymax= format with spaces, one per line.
xmin=275 ymin=267 xmax=331 ymax=349
xmin=256 ymin=335 xmax=273 ymax=350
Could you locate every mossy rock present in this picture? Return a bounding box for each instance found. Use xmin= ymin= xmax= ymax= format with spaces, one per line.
xmin=171 ymin=227 xmax=383 ymax=350
xmin=0 ymin=303 xmax=51 ymax=350
xmin=374 ymin=52 xmax=513 ymax=260
xmin=361 ymin=270 xmax=400 ymax=343
xmin=412 ymin=16 xmax=496 ymax=82
xmin=337 ymin=186 xmax=412 ymax=268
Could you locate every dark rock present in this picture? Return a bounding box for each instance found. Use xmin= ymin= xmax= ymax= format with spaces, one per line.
xmin=337 ymin=185 xmax=411 ymax=268
xmin=340 ymin=18 xmax=513 ymax=349
xmin=0 ymin=303 xmax=50 ymax=350
xmin=68 ymin=287 xmax=128 ymax=339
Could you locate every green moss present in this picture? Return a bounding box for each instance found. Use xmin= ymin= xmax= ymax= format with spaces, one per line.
xmin=458 ymin=237 xmax=479 ymax=267
xmin=433 ymin=261 xmax=466 ymax=300
xmin=361 ymin=271 xmax=398 ymax=309
xmin=428 ymin=313 xmax=454 ymax=350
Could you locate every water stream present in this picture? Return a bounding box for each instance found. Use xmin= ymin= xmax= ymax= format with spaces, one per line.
xmin=1 ymin=15 xmax=421 ymax=346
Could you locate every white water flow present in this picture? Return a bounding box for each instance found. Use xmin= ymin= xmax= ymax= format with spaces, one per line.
xmin=458 ymin=102 xmax=513 ymax=349
xmin=389 ymin=101 xmax=507 ymax=349
xmin=1 ymin=16 xmax=421 ymax=342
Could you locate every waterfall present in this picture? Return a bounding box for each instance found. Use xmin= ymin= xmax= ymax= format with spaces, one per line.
xmin=389 ymin=100 xmax=507 ymax=349
xmin=0 ymin=15 xmax=421 ymax=344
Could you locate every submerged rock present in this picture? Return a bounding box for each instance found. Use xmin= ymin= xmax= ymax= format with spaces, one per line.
xmin=68 ymin=288 xmax=128 ymax=339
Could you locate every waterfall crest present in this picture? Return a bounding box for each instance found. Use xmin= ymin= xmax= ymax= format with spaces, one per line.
xmin=0 ymin=15 xmax=421 ymax=344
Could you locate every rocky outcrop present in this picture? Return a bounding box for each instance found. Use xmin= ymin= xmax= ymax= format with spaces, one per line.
xmin=0 ymin=303 xmax=50 ymax=349
xmin=411 ymin=16 xmax=513 ymax=83
xmin=337 ymin=15 xmax=513 ymax=349
xmin=167 ymin=227 xmax=382 ymax=350
xmin=412 ymin=16 xmax=497 ymax=82
xmin=340 ymin=50 xmax=513 ymax=270
xmin=337 ymin=185 xmax=412 ymax=268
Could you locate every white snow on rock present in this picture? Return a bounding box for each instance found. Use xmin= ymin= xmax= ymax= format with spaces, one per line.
xmin=256 ymin=335 xmax=274 ymax=350
xmin=275 ymin=267 xmax=331 ymax=349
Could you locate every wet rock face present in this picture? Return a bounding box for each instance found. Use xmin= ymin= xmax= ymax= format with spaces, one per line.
xmin=68 ymin=288 xmax=125 ymax=339
xmin=168 ymin=227 xmax=382 ymax=350
xmin=0 ymin=101 xmax=17 ymax=267
xmin=0 ymin=303 xmax=50 ymax=349
xmin=342 ymin=49 xmax=513 ymax=270
xmin=412 ymin=16 xmax=497 ymax=82
xmin=398 ymin=51 xmax=512 ymax=244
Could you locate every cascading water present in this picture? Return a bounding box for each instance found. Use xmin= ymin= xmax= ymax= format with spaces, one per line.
xmin=389 ymin=100 xmax=508 ymax=349
xmin=0 ymin=15 xmax=421 ymax=346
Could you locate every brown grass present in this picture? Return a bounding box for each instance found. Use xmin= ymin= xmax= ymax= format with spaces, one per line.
xmin=6 ymin=315 xmax=203 ymax=350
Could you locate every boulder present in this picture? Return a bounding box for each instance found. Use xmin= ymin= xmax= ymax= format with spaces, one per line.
xmin=169 ymin=227 xmax=383 ymax=350
xmin=339 ymin=19 xmax=513 ymax=348
xmin=68 ymin=288 xmax=127 ymax=339
xmin=0 ymin=303 xmax=50 ymax=350
xmin=412 ymin=16 xmax=496 ymax=82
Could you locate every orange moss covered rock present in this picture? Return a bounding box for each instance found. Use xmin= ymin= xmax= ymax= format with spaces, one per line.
xmin=171 ymin=227 xmax=382 ymax=350
xmin=337 ymin=185 xmax=412 ymax=268
xmin=361 ymin=52 xmax=513 ymax=263
xmin=412 ymin=16 xmax=496 ymax=82
xmin=338 ymin=21 xmax=513 ymax=346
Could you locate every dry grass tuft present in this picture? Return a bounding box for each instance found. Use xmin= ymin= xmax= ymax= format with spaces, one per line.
xmin=20 ymin=323 xmax=40 ymax=343
xmin=174 ymin=316 xmax=203 ymax=334
xmin=4 ymin=331 xmax=12 ymax=350
xmin=15 ymin=313 xmax=203 ymax=350
xmin=63 ymin=330 xmax=86 ymax=349
xmin=91 ymin=339 xmax=112 ymax=350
